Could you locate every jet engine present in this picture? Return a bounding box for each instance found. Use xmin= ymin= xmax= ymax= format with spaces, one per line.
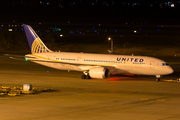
xmin=89 ymin=67 xmax=110 ymax=79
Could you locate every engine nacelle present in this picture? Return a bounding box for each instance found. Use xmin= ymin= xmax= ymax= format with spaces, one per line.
xmin=89 ymin=67 xmax=110 ymax=79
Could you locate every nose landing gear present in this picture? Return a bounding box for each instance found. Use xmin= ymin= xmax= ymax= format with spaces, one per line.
xmin=155 ymin=75 xmax=161 ymax=82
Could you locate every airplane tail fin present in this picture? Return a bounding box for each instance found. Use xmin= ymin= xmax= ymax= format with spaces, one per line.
xmin=23 ymin=24 xmax=52 ymax=54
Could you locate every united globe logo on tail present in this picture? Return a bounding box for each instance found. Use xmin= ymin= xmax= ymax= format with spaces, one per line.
xmin=31 ymin=37 xmax=51 ymax=54
xmin=23 ymin=24 xmax=52 ymax=54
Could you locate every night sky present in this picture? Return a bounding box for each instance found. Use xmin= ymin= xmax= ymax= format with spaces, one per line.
xmin=1 ymin=0 xmax=180 ymax=24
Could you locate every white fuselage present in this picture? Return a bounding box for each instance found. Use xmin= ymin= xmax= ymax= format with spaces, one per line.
xmin=25 ymin=52 xmax=173 ymax=76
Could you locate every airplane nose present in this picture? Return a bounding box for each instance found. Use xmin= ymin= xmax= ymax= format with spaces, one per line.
xmin=168 ymin=67 xmax=174 ymax=74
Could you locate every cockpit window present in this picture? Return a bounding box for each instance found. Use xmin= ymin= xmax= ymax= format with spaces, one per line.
xmin=162 ymin=63 xmax=169 ymax=66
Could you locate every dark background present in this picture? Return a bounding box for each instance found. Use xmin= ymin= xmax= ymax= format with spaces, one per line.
xmin=0 ymin=0 xmax=180 ymax=56
xmin=0 ymin=0 xmax=180 ymax=24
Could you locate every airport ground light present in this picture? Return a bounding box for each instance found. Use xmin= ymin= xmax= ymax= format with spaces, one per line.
xmin=108 ymin=37 xmax=113 ymax=52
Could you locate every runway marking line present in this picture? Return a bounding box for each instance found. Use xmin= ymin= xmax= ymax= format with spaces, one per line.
xmin=140 ymin=98 xmax=166 ymax=101
xmin=156 ymin=99 xmax=166 ymax=101
xmin=140 ymin=98 xmax=149 ymax=100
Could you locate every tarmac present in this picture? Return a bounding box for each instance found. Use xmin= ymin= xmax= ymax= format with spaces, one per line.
xmin=0 ymin=54 xmax=180 ymax=120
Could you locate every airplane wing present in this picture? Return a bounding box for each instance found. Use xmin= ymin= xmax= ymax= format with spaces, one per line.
xmin=4 ymin=54 xmax=116 ymax=73
xmin=26 ymin=56 xmax=116 ymax=71
xmin=4 ymin=54 xmax=28 ymax=61
xmin=4 ymin=54 xmax=25 ymax=58
xmin=4 ymin=54 xmax=114 ymax=68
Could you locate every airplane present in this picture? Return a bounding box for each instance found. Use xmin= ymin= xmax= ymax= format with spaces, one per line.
xmin=21 ymin=24 xmax=173 ymax=81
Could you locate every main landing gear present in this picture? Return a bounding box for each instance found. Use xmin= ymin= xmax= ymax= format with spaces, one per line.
xmin=81 ymin=75 xmax=91 ymax=79
xmin=81 ymin=71 xmax=91 ymax=79
xmin=155 ymin=75 xmax=161 ymax=82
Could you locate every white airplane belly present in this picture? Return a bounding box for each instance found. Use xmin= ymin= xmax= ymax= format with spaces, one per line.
xmin=114 ymin=65 xmax=163 ymax=75
xmin=129 ymin=66 xmax=168 ymax=75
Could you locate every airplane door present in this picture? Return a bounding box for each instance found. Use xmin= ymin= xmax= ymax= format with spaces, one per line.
xmin=47 ymin=55 xmax=52 ymax=60
xmin=77 ymin=57 xmax=81 ymax=63
xmin=47 ymin=55 xmax=52 ymax=66
xmin=150 ymin=61 xmax=155 ymax=67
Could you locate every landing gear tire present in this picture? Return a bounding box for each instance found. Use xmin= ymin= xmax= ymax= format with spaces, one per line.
xmin=81 ymin=75 xmax=86 ymax=79
xmin=155 ymin=75 xmax=161 ymax=82
xmin=86 ymin=75 xmax=91 ymax=79
xmin=156 ymin=78 xmax=160 ymax=82
xmin=81 ymin=75 xmax=91 ymax=79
